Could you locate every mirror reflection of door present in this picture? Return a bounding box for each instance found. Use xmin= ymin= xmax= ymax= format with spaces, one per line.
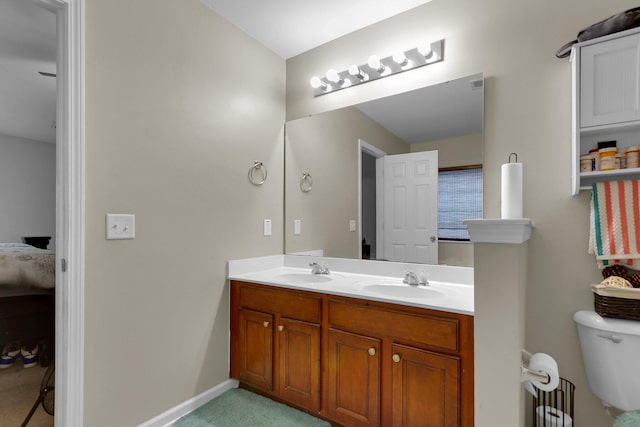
xmin=360 ymin=141 xmax=438 ymax=264
xmin=381 ymin=151 xmax=438 ymax=264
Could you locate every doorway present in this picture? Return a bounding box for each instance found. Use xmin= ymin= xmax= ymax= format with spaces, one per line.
xmin=358 ymin=140 xmax=385 ymax=260
xmin=358 ymin=140 xmax=439 ymax=264
xmin=40 ymin=0 xmax=85 ymax=425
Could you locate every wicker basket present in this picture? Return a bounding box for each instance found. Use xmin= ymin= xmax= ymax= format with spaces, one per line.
xmin=592 ymin=284 xmax=640 ymax=321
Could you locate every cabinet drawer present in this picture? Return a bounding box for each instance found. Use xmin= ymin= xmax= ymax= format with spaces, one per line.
xmin=238 ymin=283 xmax=321 ymax=323
xmin=328 ymin=300 xmax=459 ymax=352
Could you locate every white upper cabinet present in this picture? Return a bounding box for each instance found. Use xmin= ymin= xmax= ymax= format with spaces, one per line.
xmin=580 ymin=33 xmax=640 ymax=128
xmin=572 ymin=28 xmax=640 ymax=195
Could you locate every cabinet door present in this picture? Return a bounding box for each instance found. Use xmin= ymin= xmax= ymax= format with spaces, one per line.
xmin=277 ymin=318 xmax=321 ymax=411
xmin=327 ymin=329 xmax=380 ymax=427
xmin=581 ymin=33 xmax=640 ymax=127
xmin=392 ymin=344 xmax=460 ymax=427
xmin=238 ymin=309 xmax=273 ymax=391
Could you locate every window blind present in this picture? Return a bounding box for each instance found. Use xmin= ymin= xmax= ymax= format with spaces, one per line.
xmin=438 ymin=167 xmax=483 ymax=240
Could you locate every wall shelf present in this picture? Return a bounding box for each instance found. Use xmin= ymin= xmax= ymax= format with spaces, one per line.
xmin=463 ymin=219 xmax=534 ymax=244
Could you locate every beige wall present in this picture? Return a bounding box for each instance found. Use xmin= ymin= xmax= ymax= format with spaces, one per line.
xmin=411 ymin=133 xmax=483 ymax=168
xmin=286 ymin=1 xmax=638 ymax=426
xmin=412 ymin=133 xmax=483 ymax=267
xmin=85 ymin=1 xmax=285 ymax=425
xmin=285 ymin=106 xmax=408 ymax=258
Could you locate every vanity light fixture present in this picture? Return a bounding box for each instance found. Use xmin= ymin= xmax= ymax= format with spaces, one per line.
xmin=310 ymin=76 xmax=329 ymax=91
xmin=309 ymin=39 xmax=444 ymax=97
xmin=392 ymin=52 xmax=410 ymax=67
xmin=367 ymin=55 xmax=387 ymax=74
xmin=326 ymin=69 xmax=343 ymax=84
xmin=348 ymin=65 xmax=368 ymax=81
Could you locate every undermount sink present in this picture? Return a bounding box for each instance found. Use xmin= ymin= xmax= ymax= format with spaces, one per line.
xmin=274 ymin=273 xmax=333 ymax=283
xmin=359 ymin=280 xmax=445 ymax=299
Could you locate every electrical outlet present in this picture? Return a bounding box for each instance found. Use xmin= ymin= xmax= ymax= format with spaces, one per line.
xmin=349 ymin=219 xmax=356 ymax=232
xmin=294 ymin=220 xmax=301 ymax=235
xmin=106 ymin=214 xmax=135 ymax=240
xmin=264 ymin=219 xmax=272 ymax=236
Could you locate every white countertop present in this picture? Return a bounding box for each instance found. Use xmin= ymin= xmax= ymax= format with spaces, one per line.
xmin=228 ymin=255 xmax=474 ymax=316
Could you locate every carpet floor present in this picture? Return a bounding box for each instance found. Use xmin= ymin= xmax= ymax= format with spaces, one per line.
xmin=0 ymin=362 xmax=53 ymax=427
xmin=174 ymin=388 xmax=331 ymax=427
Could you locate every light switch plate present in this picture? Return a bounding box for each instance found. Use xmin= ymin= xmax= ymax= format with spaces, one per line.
xmin=294 ymin=220 xmax=301 ymax=235
xmin=106 ymin=214 xmax=135 ymax=240
xmin=263 ymin=219 xmax=272 ymax=236
xmin=349 ymin=219 xmax=356 ymax=232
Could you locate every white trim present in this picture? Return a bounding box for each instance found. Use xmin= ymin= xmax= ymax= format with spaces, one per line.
xmin=357 ymin=139 xmax=386 ymax=260
xmin=38 ymin=0 xmax=85 ymax=425
xmin=138 ymin=379 xmax=239 ymax=427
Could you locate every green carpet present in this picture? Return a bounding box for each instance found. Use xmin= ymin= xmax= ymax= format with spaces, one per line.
xmin=615 ymin=410 xmax=640 ymax=427
xmin=174 ymin=388 xmax=331 ymax=427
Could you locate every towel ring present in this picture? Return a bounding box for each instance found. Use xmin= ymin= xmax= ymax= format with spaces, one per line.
xmin=248 ymin=161 xmax=267 ymax=186
xmin=300 ymin=172 xmax=313 ymax=193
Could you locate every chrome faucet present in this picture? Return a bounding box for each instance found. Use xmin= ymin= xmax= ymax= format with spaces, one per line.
xmin=310 ymin=262 xmax=330 ymax=275
xmin=403 ymin=271 xmax=428 ymax=286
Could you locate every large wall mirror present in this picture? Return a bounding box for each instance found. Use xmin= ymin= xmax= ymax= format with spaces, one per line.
xmin=285 ymin=72 xmax=483 ymax=266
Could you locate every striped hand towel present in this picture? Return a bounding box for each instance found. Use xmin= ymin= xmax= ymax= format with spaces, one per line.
xmin=589 ymin=180 xmax=640 ymax=270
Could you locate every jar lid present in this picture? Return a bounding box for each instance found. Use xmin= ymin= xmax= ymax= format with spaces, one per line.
xmin=625 ymin=146 xmax=639 ymax=153
xmin=598 ymin=140 xmax=617 ymax=149
xmin=599 ymin=147 xmax=617 ymax=153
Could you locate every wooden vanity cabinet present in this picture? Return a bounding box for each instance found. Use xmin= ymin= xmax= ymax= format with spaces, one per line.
xmin=230 ymin=281 xmax=322 ymax=411
xmin=230 ymin=280 xmax=474 ymax=427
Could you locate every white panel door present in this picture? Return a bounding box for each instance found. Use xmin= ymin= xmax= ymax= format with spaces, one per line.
xmin=382 ymin=151 xmax=438 ymax=264
xmin=581 ymin=33 xmax=640 ymax=127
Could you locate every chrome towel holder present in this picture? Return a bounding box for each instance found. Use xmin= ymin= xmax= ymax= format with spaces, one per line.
xmin=248 ymin=161 xmax=267 ymax=186
xmin=300 ymin=172 xmax=313 ymax=192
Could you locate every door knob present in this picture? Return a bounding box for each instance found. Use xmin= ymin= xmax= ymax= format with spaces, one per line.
xmin=263 ymin=321 xmax=269 ymax=328
xmin=278 ymin=325 xmax=284 ymax=332
xmin=392 ymin=354 xmax=401 ymax=363
xmin=430 ymin=235 xmax=436 ymax=243
xmin=368 ymin=348 xmax=376 ymax=356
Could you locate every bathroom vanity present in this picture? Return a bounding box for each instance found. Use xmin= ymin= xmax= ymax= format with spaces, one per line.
xmin=228 ymin=256 xmax=474 ymax=427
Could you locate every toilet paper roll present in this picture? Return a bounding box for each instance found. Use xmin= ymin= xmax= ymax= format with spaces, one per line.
xmin=528 ymin=352 xmax=560 ymax=392
xmin=536 ymin=406 xmax=573 ymax=427
xmin=501 ymin=162 xmax=523 ymax=219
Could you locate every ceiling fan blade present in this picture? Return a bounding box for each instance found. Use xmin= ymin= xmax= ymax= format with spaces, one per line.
xmin=38 ymin=72 xmax=57 ymax=78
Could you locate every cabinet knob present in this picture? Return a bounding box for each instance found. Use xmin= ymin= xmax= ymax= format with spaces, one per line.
xmin=368 ymin=347 xmax=376 ymax=356
xmin=392 ymin=354 xmax=401 ymax=363
xmin=278 ymin=325 xmax=284 ymax=332
xmin=263 ymin=321 xmax=269 ymax=328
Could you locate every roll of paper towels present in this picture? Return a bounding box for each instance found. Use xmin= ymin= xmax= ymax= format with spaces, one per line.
xmin=501 ymin=162 xmax=523 ymax=219
xmin=527 ymin=352 xmax=560 ymax=392
xmin=536 ymin=406 xmax=573 ymax=427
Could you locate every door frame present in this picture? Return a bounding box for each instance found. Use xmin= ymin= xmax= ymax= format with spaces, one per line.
xmin=357 ymin=139 xmax=386 ymax=259
xmin=39 ymin=0 xmax=85 ymax=425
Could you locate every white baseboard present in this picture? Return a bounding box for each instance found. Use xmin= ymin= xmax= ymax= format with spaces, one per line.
xmin=137 ymin=378 xmax=239 ymax=427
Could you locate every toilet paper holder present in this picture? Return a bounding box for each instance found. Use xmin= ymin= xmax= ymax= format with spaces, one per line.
xmin=521 ymin=350 xmax=551 ymax=384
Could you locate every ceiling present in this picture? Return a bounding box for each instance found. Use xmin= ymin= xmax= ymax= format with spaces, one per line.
xmin=0 ymin=0 xmax=56 ymax=144
xmin=355 ymin=73 xmax=484 ymax=144
xmin=1 ymin=0 xmax=476 ymax=147
xmin=200 ymin=0 xmax=432 ymax=59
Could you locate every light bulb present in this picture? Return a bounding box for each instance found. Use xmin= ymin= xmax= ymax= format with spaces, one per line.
xmin=367 ymin=55 xmax=385 ymax=73
xmin=310 ymin=76 xmax=326 ymax=90
xmin=418 ymin=42 xmax=433 ymax=59
xmin=392 ymin=52 xmax=409 ymax=66
xmin=348 ymin=65 xmax=368 ymax=80
xmin=326 ymin=69 xmax=342 ymax=84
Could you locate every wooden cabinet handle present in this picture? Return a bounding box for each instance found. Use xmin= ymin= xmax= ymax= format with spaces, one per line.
xmin=263 ymin=321 xmax=269 ymax=328
xmin=392 ymin=354 xmax=401 ymax=363
xmin=368 ymin=347 xmax=376 ymax=356
xmin=278 ymin=325 xmax=284 ymax=332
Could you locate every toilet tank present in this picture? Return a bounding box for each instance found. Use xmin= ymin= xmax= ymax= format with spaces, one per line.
xmin=574 ymin=310 xmax=640 ymax=412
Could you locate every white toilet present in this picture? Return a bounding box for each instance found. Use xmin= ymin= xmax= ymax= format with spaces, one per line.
xmin=574 ymin=310 xmax=640 ymax=412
